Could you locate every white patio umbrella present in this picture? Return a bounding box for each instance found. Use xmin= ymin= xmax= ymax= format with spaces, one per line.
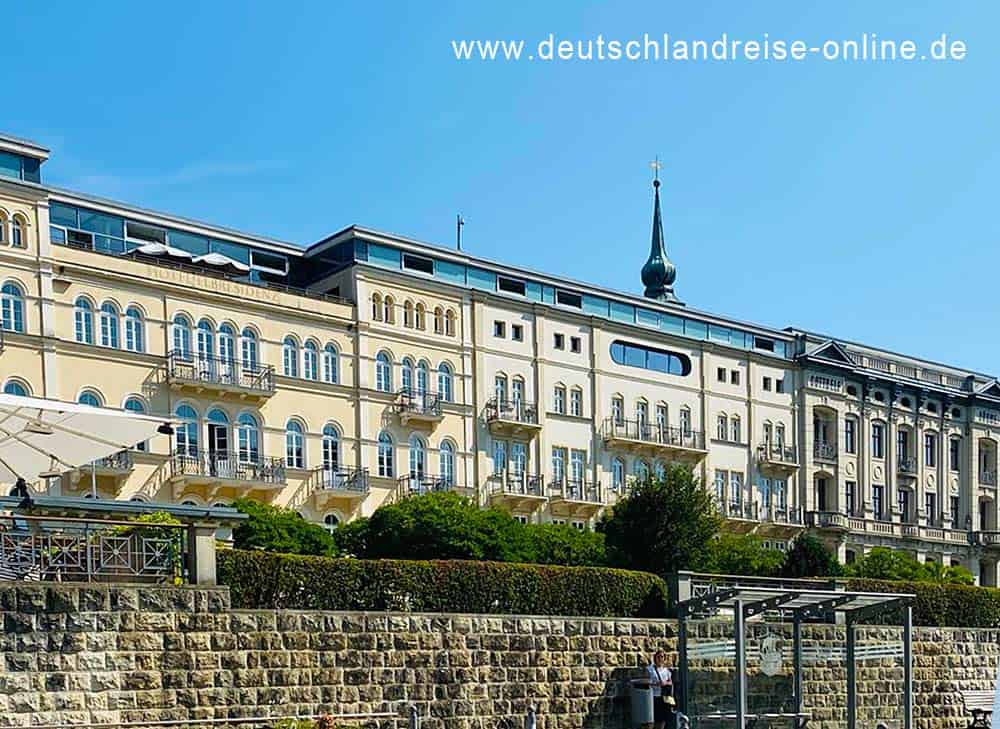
xmin=0 ymin=393 xmax=172 ymax=487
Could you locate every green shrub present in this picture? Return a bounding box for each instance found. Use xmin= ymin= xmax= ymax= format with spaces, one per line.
xmin=844 ymin=547 xmax=971 ymax=584
xmin=218 ymin=549 xmax=668 ymax=618
xmin=331 ymin=517 xmax=370 ymax=557
xmin=522 ymin=523 xmax=606 ymax=567
xmin=846 ymin=578 xmax=1000 ymax=627
xmin=704 ymin=533 xmax=786 ymax=577
xmin=780 ymin=534 xmax=841 ymax=578
xmin=231 ymin=498 xmax=338 ymax=557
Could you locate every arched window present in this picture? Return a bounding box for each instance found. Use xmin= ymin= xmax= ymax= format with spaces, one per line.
xmin=679 ymin=406 xmax=692 ymax=435
xmin=414 ymin=303 xmax=426 ymax=330
xmin=494 ymin=374 xmax=508 ymax=404
xmin=440 ymin=441 xmax=455 ymax=485
xmin=377 ymin=431 xmax=394 ymax=477
xmin=409 ymin=435 xmax=426 ymax=478
xmin=445 ymin=309 xmax=456 ymax=337
xmin=99 ymin=302 xmax=120 ymax=348
xmin=438 ymin=363 xmax=453 ymax=402
xmin=74 ymin=297 xmax=94 ymax=344
xmin=218 ymin=323 xmax=236 ymax=364
xmin=172 ymin=314 xmax=192 ymax=358
xmin=124 ymin=307 xmax=144 ymax=353
xmin=323 ymin=513 xmax=340 ymax=535
xmin=612 ymin=458 xmax=625 ymax=490
xmin=401 ymin=357 xmax=414 ymax=392
xmin=77 ymin=389 xmax=103 ymax=407
xmin=285 ymin=420 xmax=305 ymax=468
xmin=383 ymin=295 xmax=395 ymax=324
xmin=611 ymin=396 xmax=625 ymax=425
xmin=303 ymin=340 xmax=319 ymax=380
xmin=1 ymin=282 xmax=25 ymax=333
xmin=322 ymin=424 xmax=340 ymax=471
xmin=654 ymin=461 xmax=667 ymax=480
xmin=433 ymin=307 xmax=444 ymax=335
xmin=0 ymin=212 xmax=6 ymax=244
xmin=403 ymin=300 xmax=414 ymax=328
xmin=716 ymin=413 xmax=728 ymax=441
xmin=416 ymin=360 xmax=429 ymax=395
xmin=371 ymin=292 xmax=383 ymax=321
xmin=124 ymin=397 xmax=147 ymax=451
xmin=206 ymin=408 xmax=230 ymax=461
xmin=3 ymin=380 xmax=28 ymax=396
xmin=237 ymin=413 xmax=260 ymax=463
xmin=375 ymin=352 xmax=393 ymax=393
xmin=175 ymin=404 xmax=199 ymax=456
xmin=11 ymin=216 xmax=24 ymax=248
xmin=730 ymin=415 xmax=742 ymax=443
xmin=283 ymin=336 xmax=299 ymax=377
xmin=196 ymin=319 xmax=215 ymax=372
xmin=241 ymin=328 xmax=258 ymax=370
xmin=634 ymin=460 xmax=650 ymax=483
xmin=322 ymin=344 xmax=339 ymax=384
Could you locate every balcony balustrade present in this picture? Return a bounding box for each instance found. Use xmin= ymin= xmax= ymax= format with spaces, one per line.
xmin=980 ymin=470 xmax=998 ymax=487
xmin=396 ymin=389 xmax=444 ymax=427
xmin=488 ymin=472 xmax=547 ymax=513
xmin=756 ymin=443 xmax=798 ymax=476
xmin=897 ymin=457 xmax=917 ymax=475
xmin=484 ymin=398 xmax=541 ymax=438
xmin=813 ymin=442 xmax=837 ymax=462
xmin=602 ymin=418 xmax=707 ymax=460
xmin=168 ymin=450 xmax=285 ymax=499
xmin=91 ymin=450 xmax=134 ymax=473
xmin=397 ymin=473 xmax=451 ymax=497
xmin=166 ymin=350 xmax=275 ymax=399
xmin=548 ymin=478 xmax=602 ymax=505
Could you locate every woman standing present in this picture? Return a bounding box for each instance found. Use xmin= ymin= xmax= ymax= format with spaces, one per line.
xmin=646 ymin=650 xmax=675 ymax=729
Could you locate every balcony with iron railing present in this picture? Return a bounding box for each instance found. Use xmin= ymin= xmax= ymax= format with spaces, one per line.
xmin=981 ymin=470 xmax=998 ymax=487
xmin=91 ymin=449 xmax=135 ymax=474
xmin=602 ymin=418 xmax=707 ymax=460
xmin=301 ymin=466 xmax=369 ymax=509
xmin=549 ymin=477 xmax=602 ymax=505
xmin=897 ymin=457 xmax=917 ymax=476
xmin=756 ymin=443 xmax=798 ymax=475
xmin=484 ymin=398 xmax=541 ymax=437
xmin=168 ymin=450 xmax=286 ymax=498
xmin=813 ymin=442 xmax=838 ymax=462
xmin=397 ymin=473 xmax=451 ymax=497
xmin=166 ymin=350 xmax=275 ymax=398
xmin=488 ymin=472 xmax=547 ymax=513
xmin=396 ymin=389 xmax=444 ymax=427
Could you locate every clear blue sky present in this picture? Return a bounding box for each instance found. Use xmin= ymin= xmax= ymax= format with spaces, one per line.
xmin=4 ymin=2 xmax=997 ymax=372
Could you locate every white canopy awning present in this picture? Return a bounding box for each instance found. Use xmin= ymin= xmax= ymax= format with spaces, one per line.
xmin=133 ymin=242 xmax=194 ymax=259
xmin=0 ymin=394 xmax=171 ymax=484
xmin=192 ymin=252 xmax=251 ymax=273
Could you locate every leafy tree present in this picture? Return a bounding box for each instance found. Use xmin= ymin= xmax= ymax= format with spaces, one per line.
xmin=705 ymin=533 xmax=786 ymax=577
xmin=332 ymin=516 xmax=370 ymax=557
xmin=598 ymin=464 xmax=721 ymax=577
xmin=523 ymin=523 xmax=606 ymax=567
xmin=231 ymin=497 xmax=338 ymax=557
xmin=780 ymin=534 xmax=842 ymax=578
xmin=844 ymin=546 xmax=972 ymax=584
xmin=362 ymin=491 xmax=534 ymax=562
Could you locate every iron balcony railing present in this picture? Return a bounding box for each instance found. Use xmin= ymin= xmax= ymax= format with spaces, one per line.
xmin=757 ymin=443 xmax=797 ymax=465
xmin=981 ymin=470 xmax=998 ymax=486
xmin=92 ymin=449 xmax=134 ymax=471
xmin=397 ymin=473 xmax=451 ymax=496
xmin=396 ymin=388 xmax=443 ymax=417
xmin=720 ymin=500 xmax=760 ymax=521
xmin=898 ymin=457 xmax=917 ymax=474
xmin=170 ymin=451 xmax=286 ymax=485
xmin=768 ymin=506 xmax=804 ymax=525
xmin=311 ymin=466 xmax=369 ymax=494
xmin=489 ymin=472 xmax=545 ymax=497
xmin=813 ymin=442 xmax=838 ymax=461
xmin=549 ymin=477 xmax=602 ymax=504
xmin=0 ymin=513 xmax=187 ymax=584
xmin=166 ymin=349 xmax=275 ymax=394
xmin=485 ymin=397 xmax=539 ymax=425
xmin=602 ymin=418 xmax=706 ymax=451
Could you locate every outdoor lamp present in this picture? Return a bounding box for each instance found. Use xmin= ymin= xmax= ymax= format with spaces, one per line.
xmin=157 ymin=422 xmax=174 ymax=435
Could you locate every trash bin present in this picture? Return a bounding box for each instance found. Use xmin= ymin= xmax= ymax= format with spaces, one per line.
xmin=630 ymin=679 xmax=654 ymax=727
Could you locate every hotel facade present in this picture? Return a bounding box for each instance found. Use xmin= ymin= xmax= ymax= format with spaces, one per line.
xmin=2 ymin=133 xmax=1000 ymax=583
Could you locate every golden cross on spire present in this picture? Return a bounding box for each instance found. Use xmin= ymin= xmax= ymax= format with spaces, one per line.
xmin=649 ymin=156 xmax=662 ymax=182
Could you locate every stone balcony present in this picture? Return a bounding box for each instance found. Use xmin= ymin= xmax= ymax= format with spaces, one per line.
xmin=548 ymin=478 xmax=603 ymax=519
xmin=808 ymin=510 xmax=973 ymax=547
xmin=813 ymin=442 xmax=837 ymax=463
xmin=166 ymin=350 xmax=275 ymax=401
xmin=602 ymin=419 xmax=707 ymax=462
xmin=303 ymin=466 xmax=369 ymax=511
xmin=395 ymin=389 xmax=444 ymax=428
xmin=487 ymin=472 xmax=547 ymax=513
xmin=756 ymin=443 xmax=798 ymax=477
xmin=167 ymin=451 xmax=285 ymax=501
xmin=484 ymin=398 xmax=542 ymax=439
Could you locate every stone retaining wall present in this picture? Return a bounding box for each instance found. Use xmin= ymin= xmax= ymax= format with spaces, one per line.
xmin=0 ymin=584 xmax=997 ymax=729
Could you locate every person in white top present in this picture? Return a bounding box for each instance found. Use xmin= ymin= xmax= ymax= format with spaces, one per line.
xmin=646 ymin=650 xmax=675 ymax=728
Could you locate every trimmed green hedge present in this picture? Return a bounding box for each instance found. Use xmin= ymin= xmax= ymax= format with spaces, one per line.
xmin=847 ymin=578 xmax=1000 ymax=627
xmin=218 ymin=549 xmax=668 ymax=618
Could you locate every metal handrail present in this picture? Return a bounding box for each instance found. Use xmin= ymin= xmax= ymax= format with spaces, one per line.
xmin=602 ymin=418 xmax=706 ymax=450
xmin=396 ymin=388 xmax=443 ymax=417
xmin=897 ymin=457 xmax=917 ymax=474
xmin=813 ymin=442 xmax=837 ymax=460
xmin=397 ymin=473 xmax=451 ymax=495
xmin=310 ymin=466 xmax=369 ymax=493
xmin=548 ymin=477 xmax=602 ymax=504
xmin=167 ymin=349 xmax=275 ymax=393
xmin=92 ymin=449 xmax=134 ymax=471
xmin=170 ymin=451 xmax=286 ymax=484
xmin=485 ymin=397 xmax=539 ymax=425
xmin=488 ymin=472 xmax=545 ymax=497
xmin=757 ymin=443 xmax=797 ymax=464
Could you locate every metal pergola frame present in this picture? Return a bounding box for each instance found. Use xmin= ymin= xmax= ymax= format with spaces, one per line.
xmin=672 ymin=574 xmax=915 ymax=729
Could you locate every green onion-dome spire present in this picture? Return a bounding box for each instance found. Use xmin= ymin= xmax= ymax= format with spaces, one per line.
xmin=641 ymin=160 xmax=680 ymax=303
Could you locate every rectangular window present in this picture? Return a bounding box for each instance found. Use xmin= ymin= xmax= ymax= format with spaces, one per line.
xmin=493 ymin=440 xmax=507 ymax=475
xmin=950 ymin=438 xmax=961 ymax=471
xmin=511 ymin=324 xmax=524 ymax=342
xmin=897 ymin=430 xmax=909 ymax=461
xmin=553 ymin=386 xmax=566 ymax=415
xmin=730 ymin=472 xmax=744 ymax=505
xmin=493 ymin=321 xmax=506 ymax=338
xmin=402 ymin=253 xmax=434 ymax=275
xmin=497 ymin=276 xmax=526 ymax=296
xmin=871 ymin=423 xmax=885 ymax=459
xmin=924 ymin=433 xmax=937 ymax=468
xmin=951 ymin=495 xmax=960 ymax=523
xmin=730 ymin=370 xmax=740 ymax=386
xmin=554 ymin=333 xmax=565 ymax=350
xmin=570 ymin=449 xmax=586 ymax=484
xmin=845 ymin=481 xmax=856 ymax=516
xmin=556 ymin=290 xmax=582 ymax=308
xmin=762 ymin=377 xmax=772 ymax=392
xmin=552 ymin=447 xmax=567 ymax=484
xmin=925 ymin=492 xmax=937 ymax=523
xmin=717 ymin=415 xmax=727 ymax=441
xmin=776 ymin=378 xmax=785 ymax=393
xmin=717 ymin=367 xmax=726 ymax=383
xmin=570 ymin=389 xmax=582 ymax=417
xmin=67 ymin=229 xmax=94 ymax=250
xmin=873 ymin=485 xmax=884 ymax=520
xmin=899 ymin=490 xmax=911 ymax=522
xmin=844 ymin=419 xmax=857 ymax=454
xmin=570 ymin=336 xmax=581 ymax=354
xmin=714 ymin=470 xmax=727 ymax=503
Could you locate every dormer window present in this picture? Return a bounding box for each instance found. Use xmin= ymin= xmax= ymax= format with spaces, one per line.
xmin=402 ymin=253 xmax=434 ymax=275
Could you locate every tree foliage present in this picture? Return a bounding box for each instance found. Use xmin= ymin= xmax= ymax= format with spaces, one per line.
xmin=704 ymin=533 xmax=786 ymax=577
xmin=844 ymin=547 xmax=972 ymax=584
xmin=231 ymin=497 xmax=338 ymax=557
xmin=598 ymin=464 xmax=721 ymax=576
xmin=780 ymin=534 xmax=842 ymax=578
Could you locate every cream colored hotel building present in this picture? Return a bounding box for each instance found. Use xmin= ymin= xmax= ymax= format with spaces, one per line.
xmin=2 ymin=132 xmax=1000 ymax=582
